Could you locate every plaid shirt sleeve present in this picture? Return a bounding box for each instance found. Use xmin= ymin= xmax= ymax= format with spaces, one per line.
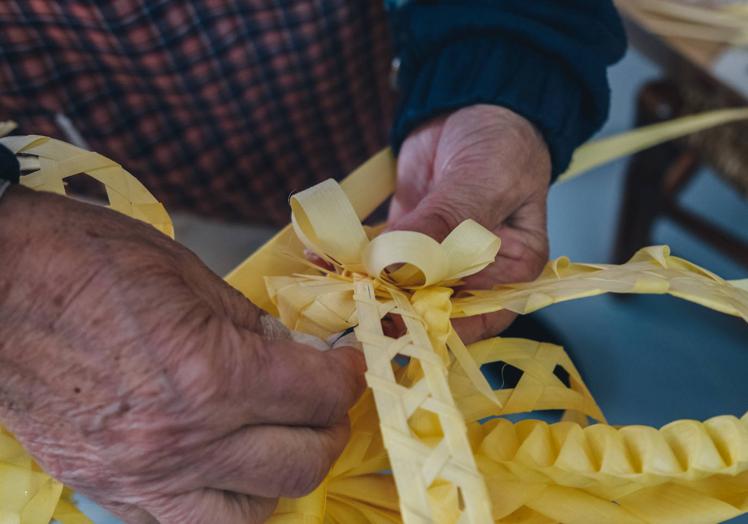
xmin=0 ymin=1 xmax=396 ymax=225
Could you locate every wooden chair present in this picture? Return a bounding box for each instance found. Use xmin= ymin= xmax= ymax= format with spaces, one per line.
xmin=613 ymin=1 xmax=748 ymax=268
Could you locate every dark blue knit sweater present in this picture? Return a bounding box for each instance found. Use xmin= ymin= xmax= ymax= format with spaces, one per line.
xmin=389 ymin=1 xmax=627 ymax=178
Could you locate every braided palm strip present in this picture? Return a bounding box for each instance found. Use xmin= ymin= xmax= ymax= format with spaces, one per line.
xmin=477 ymin=413 xmax=748 ymax=522
xmin=353 ymin=279 xmax=492 ymax=523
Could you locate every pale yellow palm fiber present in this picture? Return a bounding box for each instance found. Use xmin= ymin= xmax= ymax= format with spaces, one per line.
xmin=0 ymin=106 xmax=745 ymax=524
xmin=622 ymin=0 xmax=748 ymax=46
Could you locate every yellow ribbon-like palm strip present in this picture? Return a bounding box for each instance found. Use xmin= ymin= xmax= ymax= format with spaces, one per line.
xmin=0 ymin=102 xmax=746 ymax=524
xmin=621 ymin=0 xmax=748 ymax=46
xmin=250 ymin=168 xmax=747 ymax=524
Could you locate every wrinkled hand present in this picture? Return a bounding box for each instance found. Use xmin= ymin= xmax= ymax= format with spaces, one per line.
xmin=0 ymin=187 xmax=366 ymax=523
xmin=390 ymin=105 xmax=551 ymax=342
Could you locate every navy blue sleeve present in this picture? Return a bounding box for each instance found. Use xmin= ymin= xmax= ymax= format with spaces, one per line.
xmin=388 ymin=1 xmax=627 ymax=178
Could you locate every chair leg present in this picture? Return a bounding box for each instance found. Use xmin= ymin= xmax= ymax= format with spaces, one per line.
xmin=612 ymin=79 xmax=688 ymax=264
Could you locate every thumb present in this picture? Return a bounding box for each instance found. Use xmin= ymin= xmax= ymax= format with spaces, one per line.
xmin=224 ymin=327 xmax=368 ymax=427
xmin=388 ymin=198 xmax=459 ymax=242
xmin=388 ymin=182 xmax=509 ymax=242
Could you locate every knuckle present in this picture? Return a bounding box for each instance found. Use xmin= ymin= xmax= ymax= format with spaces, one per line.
xmin=280 ymin=445 xmax=329 ymax=497
xmin=170 ymin=316 xmax=251 ymax=407
xmin=309 ymin=394 xmax=342 ymax=428
xmin=170 ymin=347 xmax=222 ymax=406
xmin=529 ymin=236 xmax=550 ymax=275
xmin=319 ymin=381 xmax=358 ymax=427
xmin=314 ymin=353 xmax=364 ymax=426
xmin=112 ymin=427 xmax=175 ymax=475
xmin=339 ymin=368 xmax=364 ymax=412
xmin=420 ymin=199 xmax=466 ymax=241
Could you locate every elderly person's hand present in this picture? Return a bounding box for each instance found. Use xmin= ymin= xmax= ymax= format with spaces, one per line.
xmin=389 ymin=105 xmax=551 ymax=343
xmin=0 ymin=187 xmax=365 ymax=524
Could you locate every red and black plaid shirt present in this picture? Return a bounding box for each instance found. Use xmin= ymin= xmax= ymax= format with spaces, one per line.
xmin=0 ymin=1 xmax=395 ymax=224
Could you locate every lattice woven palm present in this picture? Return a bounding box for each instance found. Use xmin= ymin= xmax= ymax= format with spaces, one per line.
xmin=0 ymin=107 xmax=747 ymax=524
xmin=0 ymin=134 xmax=173 ymax=238
xmin=240 ymin=157 xmax=748 ymax=524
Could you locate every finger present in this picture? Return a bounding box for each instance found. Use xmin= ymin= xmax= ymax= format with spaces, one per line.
xmin=453 ymin=218 xmax=548 ymax=343
xmin=145 ymin=490 xmax=276 ymax=524
xmin=171 ymin=319 xmax=365 ymax=430
xmin=390 ymin=145 xmax=532 ymax=242
xmin=387 ymin=190 xmax=411 ymax=225
xmin=387 ymin=120 xmax=442 ymax=225
xmin=228 ymin=332 xmax=367 ymax=427
xmin=389 ymin=109 xmax=550 ymax=242
xmin=461 ymin=222 xmax=549 ymax=291
xmin=389 ymin=198 xmax=546 ymax=343
xmin=452 ymin=311 xmax=517 ymax=345
xmin=388 ymin=178 xmax=512 ymax=242
xmin=203 ymin=420 xmax=350 ymax=498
